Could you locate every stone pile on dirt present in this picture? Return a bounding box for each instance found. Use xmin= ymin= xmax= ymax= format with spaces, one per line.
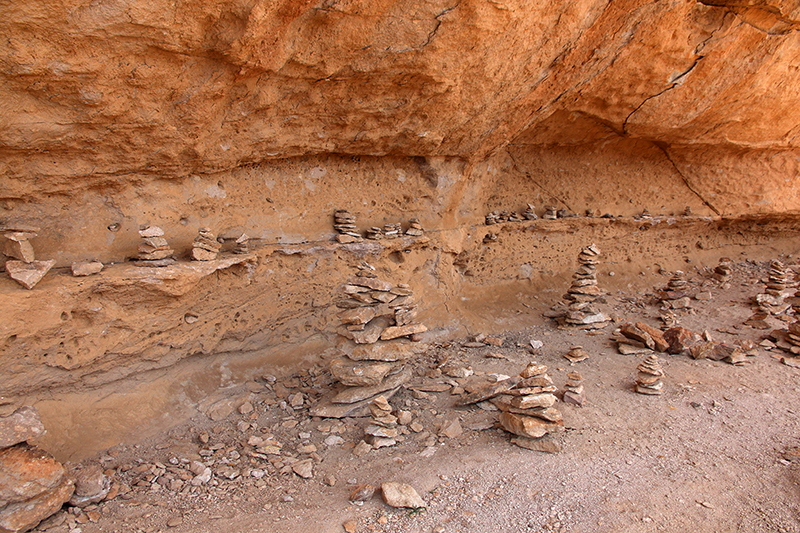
xmin=659 ymin=271 xmax=692 ymax=309
xmin=491 ymin=362 xmax=564 ymax=452
xmin=550 ymin=244 xmax=610 ymax=329
xmin=543 ymin=206 xmax=558 ymax=220
xmin=361 ymin=395 xmax=400 ymax=449
xmin=756 ymin=260 xmax=791 ymax=315
xmin=334 ymin=210 xmax=362 ymax=244
xmin=712 ymin=259 xmax=733 ymax=283
xmin=614 ymin=322 xmax=669 ymax=355
xmin=635 ymin=355 xmax=664 ymax=395
xmin=136 ymin=226 xmax=175 ymax=267
xmin=232 ymin=234 xmax=250 ymax=254
xmin=190 ymin=228 xmax=221 ymax=261
xmin=382 ymin=223 xmax=402 ymax=239
xmin=2 ymin=227 xmax=55 ymax=289
xmin=0 ymin=406 xmax=74 ymax=532
xmin=562 ymin=371 xmax=585 ymax=406
xmin=522 ymin=204 xmax=537 ymax=220
xmin=311 ymin=267 xmax=427 ymax=418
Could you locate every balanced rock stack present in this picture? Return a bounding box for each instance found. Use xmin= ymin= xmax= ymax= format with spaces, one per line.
xmin=543 ymin=206 xmax=558 ymax=220
xmin=405 ymin=218 xmax=424 ymax=236
xmin=191 ymin=227 xmax=221 ymax=261
xmin=756 ymin=260 xmax=790 ymax=314
xmin=492 ymin=362 xmax=564 ymax=452
xmin=659 ymin=271 xmax=691 ymax=309
xmin=562 ymin=372 xmax=585 ymax=406
xmin=334 ymin=210 xmax=362 ymax=244
xmin=635 ymin=355 xmax=664 ymax=395
xmin=0 ymin=406 xmax=75 ymax=532
xmin=312 ymin=267 xmax=427 ymax=418
xmin=232 ymin=234 xmax=250 ymax=254
xmin=2 ymin=227 xmax=56 ymax=289
xmin=383 ymin=223 xmax=402 ymax=239
xmin=362 ymin=395 xmax=399 ymax=449
xmin=135 ymin=226 xmax=175 ymax=267
xmin=485 ymin=211 xmax=507 ymax=225
xmin=712 ymin=259 xmax=733 ymax=283
xmin=508 ymin=211 xmax=524 ymax=222
xmin=365 ymin=226 xmax=383 ymax=240
xmin=522 ymin=204 xmax=538 ymax=220
xmin=553 ymin=244 xmax=610 ymax=329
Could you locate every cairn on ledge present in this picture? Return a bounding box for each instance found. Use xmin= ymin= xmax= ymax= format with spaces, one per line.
xmin=136 ymin=226 xmax=175 ymax=267
xmin=232 ymin=234 xmax=250 ymax=254
xmin=2 ymin=227 xmax=56 ymax=289
xmin=405 ymin=218 xmax=425 ymax=237
xmin=550 ymin=244 xmax=610 ymax=329
xmin=522 ymin=204 xmax=538 ymax=220
xmin=191 ymin=227 xmax=221 ymax=261
xmin=334 ymin=210 xmax=362 ymax=244
xmin=543 ymin=206 xmax=558 ymax=220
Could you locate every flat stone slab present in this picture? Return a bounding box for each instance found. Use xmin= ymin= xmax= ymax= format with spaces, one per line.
xmin=5 ymin=260 xmax=55 ymax=289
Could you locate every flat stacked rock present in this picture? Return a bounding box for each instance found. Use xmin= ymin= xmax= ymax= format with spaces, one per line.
xmin=614 ymin=322 xmax=669 ymax=355
xmin=712 ymin=258 xmax=733 ymax=283
xmin=493 ymin=362 xmax=564 ymax=452
xmin=334 ymin=210 xmax=362 ymax=244
xmin=191 ymin=227 xmax=222 ymax=261
xmin=362 ymin=395 xmax=399 ymax=449
xmin=522 ymin=204 xmax=538 ymax=220
xmin=562 ymin=372 xmax=585 ymax=406
xmin=383 ymin=223 xmax=402 ymax=239
xmin=136 ymin=226 xmax=175 ymax=267
xmin=312 ymin=268 xmax=428 ymax=418
xmin=365 ymin=227 xmax=383 ymax=240
xmin=2 ymin=227 xmax=55 ymax=289
xmin=405 ymin=218 xmax=424 ymax=236
xmin=765 ymin=260 xmax=789 ymax=296
xmin=0 ymin=406 xmax=75 ymax=532
xmin=551 ymin=244 xmax=610 ymax=329
xmin=635 ymin=355 xmax=664 ymax=395
xmin=543 ymin=206 xmax=558 ymax=220
xmin=232 ymin=234 xmax=250 ymax=254
xmin=563 ymin=346 xmax=590 ymax=363
xmin=659 ymin=271 xmax=691 ymax=309
xmin=485 ymin=211 xmax=509 ymax=225
xmin=508 ymin=211 xmax=524 ymax=222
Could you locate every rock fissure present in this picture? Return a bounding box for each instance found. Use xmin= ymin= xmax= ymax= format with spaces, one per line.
xmin=654 ymin=142 xmax=722 ymax=216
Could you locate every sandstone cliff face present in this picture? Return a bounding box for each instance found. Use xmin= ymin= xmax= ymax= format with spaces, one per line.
xmin=2 ymin=0 xmax=800 ymax=458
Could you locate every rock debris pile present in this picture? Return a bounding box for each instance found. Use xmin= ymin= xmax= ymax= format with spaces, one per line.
xmin=0 ymin=406 xmax=74 ymax=532
xmin=549 ymin=244 xmax=610 ymax=329
xmin=635 ymin=355 xmax=664 ymax=395
xmin=614 ymin=322 xmax=669 ymax=355
xmin=312 ymin=266 xmax=427 ymax=418
xmin=2 ymin=227 xmax=55 ymax=289
xmin=190 ymin=228 xmax=222 ymax=261
xmin=136 ymin=226 xmax=175 ymax=267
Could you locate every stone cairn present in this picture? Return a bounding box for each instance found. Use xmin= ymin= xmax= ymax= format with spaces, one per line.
xmin=755 ymin=260 xmax=791 ymax=315
xmin=136 ymin=226 xmax=175 ymax=267
xmin=562 ymin=371 xmax=585 ymax=406
xmin=233 ymin=234 xmax=250 ymax=254
xmin=492 ymin=362 xmax=564 ymax=452
xmin=543 ymin=206 xmax=558 ymax=220
xmin=0 ymin=406 xmax=75 ymax=532
xmin=768 ymin=294 xmax=800 ymax=358
xmin=635 ymin=355 xmax=664 ymax=395
xmin=312 ymin=266 xmax=427 ymax=418
xmin=383 ymin=223 xmax=402 ymax=239
xmin=659 ymin=271 xmax=691 ymax=309
xmin=522 ymin=204 xmax=538 ymax=220
xmin=711 ymin=258 xmax=733 ymax=284
xmin=2 ymin=227 xmax=55 ymax=289
xmin=333 ymin=210 xmax=362 ymax=244
xmin=362 ymin=395 xmax=400 ymax=449
xmin=365 ymin=226 xmax=383 ymax=240
xmin=405 ymin=218 xmax=424 ymax=237
xmin=190 ymin=227 xmax=221 ymax=261
xmin=550 ymin=244 xmax=610 ymax=329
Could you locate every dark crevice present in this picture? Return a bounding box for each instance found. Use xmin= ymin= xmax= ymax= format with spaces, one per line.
xmin=654 ymin=142 xmax=722 ymax=216
xmin=421 ymin=2 xmax=461 ymax=48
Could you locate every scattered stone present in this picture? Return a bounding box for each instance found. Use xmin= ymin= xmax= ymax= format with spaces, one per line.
xmin=380 ymin=482 xmax=426 ymax=509
xmin=5 ymin=259 xmax=56 ymax=289
xmin=291 ymin=459 xmax=314 ymax=479
xmin=455 ymin=377 xmax=519 ymax=406
xmin=343 ymin=520 xmax=358 ymax=533
xmin=562 ymin=372 xmax=585 ymax=406
xmin=2 ymin=229 xmax=39 ymax=263
xmin=68 ymin=465 xmax=110 ymax=507
xmin=191 ymin=228 xmax=222 ymax=261
xmin=663 ymin=326 xmax=703 ymax=354
xmin=635 ymin=355 xmax=664 ymax=395
xmin=510 ymin=436 xmax=561 ymax=453
xmin=349 ymin=484 xmax=375 ymax=502
xmin=70 ymin=260 xmax=104 ymax=277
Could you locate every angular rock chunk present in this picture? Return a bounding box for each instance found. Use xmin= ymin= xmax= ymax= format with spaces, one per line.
xmin=5 ymin=260 xmax=56 ymax=290
xmin=381 ymin=482 xmax=426 ymax=509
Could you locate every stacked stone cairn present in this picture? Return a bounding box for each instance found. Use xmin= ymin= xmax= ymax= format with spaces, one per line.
xmin=755 ymin=260 xmax=791 ymax=315
xmin=233 ymin=233 xmax=250 ymax=254
xmin=383 ymin=223 xmax=402 ymax=239
xmin=136 ymin=226 xmax=175 ymax=267
xmin=485 ymin=211 xmax=502 ymax=225
xmin=316 ymin=266 xmax=427 ymax=417
xmin=712 ymin=258 xmax=733 ymax=283
xmin=2 ymin=227 xmax=55 ymax=289
xmin=635 ymin=355 xmax=664 ymax=395
xmin=405 ymin=218 xmax=424 ymax=236
xmin=365 ymin=226 xmax=383 ymax=240
xmin=768 ymin=295 xmax=800 ymax=357
xmin=0 ymin=406 xmax=75 ymax=532
xmin=491 ymin=362 xmax=564 ymax=452
xmin=362 ymin=395 xmax=399 ymax=448
xmin=543 ymin=206 xmax=558 ymax=220
xmin=562 ymin=371 xmax=585 ymax=406
xmin=190 ymin=227 xmax=221 ymax=261
xmin=552 ymin=244 xmax=610 ymax=329
xmin=508 ymin=211 xmax=524 ymax=222
xmin=334 ymin=210 xmax=362 ymax=244
xmin=522 ymin=204 xmax=538 ymax=220
xmin=659 ymin=271 xmax=692 ymax=309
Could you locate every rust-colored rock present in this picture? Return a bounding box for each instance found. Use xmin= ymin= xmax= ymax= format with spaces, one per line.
xmin=663 ymin=327 xmax=703 ymax=354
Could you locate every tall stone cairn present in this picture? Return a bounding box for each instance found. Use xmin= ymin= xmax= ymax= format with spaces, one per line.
xmin=333 ymin=210 xmax=362 ymax=244
xmin=553 ymin=244 xmax=610 ymax=329
xmin=136 ymin=226 xmax=175 ymax=267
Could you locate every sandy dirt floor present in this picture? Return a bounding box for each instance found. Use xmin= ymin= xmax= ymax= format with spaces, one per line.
xmin=30 ymin=258 xmax=800 ymax=533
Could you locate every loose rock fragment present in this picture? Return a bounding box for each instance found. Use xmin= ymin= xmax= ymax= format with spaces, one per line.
xmin=381 ymin=482 xmax=426 ymax=509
